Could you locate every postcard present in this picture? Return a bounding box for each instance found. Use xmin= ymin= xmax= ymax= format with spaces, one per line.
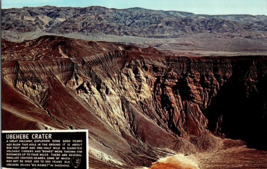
xmin=2 ymin=1 xmax=267 ymax=168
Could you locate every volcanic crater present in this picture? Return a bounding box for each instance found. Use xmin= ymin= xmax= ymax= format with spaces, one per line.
xmin=2 ymin=35 xmax=267 ymax=168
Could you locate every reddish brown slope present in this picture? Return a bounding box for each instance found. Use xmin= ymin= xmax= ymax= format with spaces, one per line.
xmin=1 ymin=35 xmax=124 ymax=61
xmin=1 ymin=77 xmax=66 ymax=130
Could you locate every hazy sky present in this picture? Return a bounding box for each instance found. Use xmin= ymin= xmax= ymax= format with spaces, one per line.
xmin=2 ymin=0 xmax=267 ymax=15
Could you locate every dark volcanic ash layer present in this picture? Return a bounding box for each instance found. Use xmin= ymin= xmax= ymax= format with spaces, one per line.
xmin=2 ymin=36 xmax=267 ymax=168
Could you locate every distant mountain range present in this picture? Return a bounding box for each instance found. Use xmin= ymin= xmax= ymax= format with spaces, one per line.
xmin=2 ymin=6 xmax=267 ymax=38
